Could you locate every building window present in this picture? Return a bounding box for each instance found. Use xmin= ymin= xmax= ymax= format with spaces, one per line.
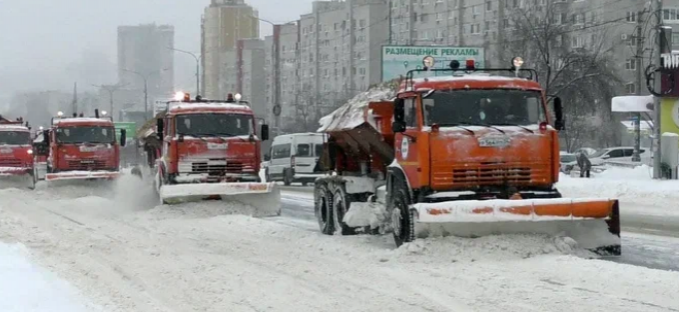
xmin=626 ymin=83 xmax=636 ymax=94
xmin=663 ymin=8 xmax=679 ymax=23
xmin=625 ymin=59 xmax=636 ymax=70
xmin=626 ymin=11 xmax=636 ymax=22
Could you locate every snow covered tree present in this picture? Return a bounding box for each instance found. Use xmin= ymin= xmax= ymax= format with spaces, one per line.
xmin=500 ymin=2 xmax=622 ymax=149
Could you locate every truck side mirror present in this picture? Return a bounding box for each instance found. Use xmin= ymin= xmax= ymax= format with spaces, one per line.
xmin=43 ymin=130 xmax=50 ymax=144
xmin=264 ymin=153 xmax=271 ymax=161
xmin=553 ymin=97 xmax=565 ymax=130
xmin=260 ymin=124 xmax=270 ymax=141
xmin=120 ymin=129 xmax=127 ymax=147
xmin=392 ymin=98 xmax=406 ymax=133
xmin=156 ymin=119 xmax=164 ymax=140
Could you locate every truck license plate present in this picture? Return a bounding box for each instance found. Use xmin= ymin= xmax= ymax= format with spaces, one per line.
xmin=207 ymin=143 xmax=228 ymax=150
xmin=0 ymin=148 xmax=12 ymax=154
xmin=478 ymin=136 xmax=511 ymax=148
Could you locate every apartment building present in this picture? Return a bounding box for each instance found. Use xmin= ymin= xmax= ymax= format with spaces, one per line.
xmin=267 ymin=0 xmax=389 ymax=132
xmin=390 ymin=0 xmax=679 ymax=93
xmin=201 ymin=0 xmax=259 ymax=100
xmin=117 ymin=23 xmax=175 ymax=111
xmin=237 ymin=38 xmax=267 ymax=118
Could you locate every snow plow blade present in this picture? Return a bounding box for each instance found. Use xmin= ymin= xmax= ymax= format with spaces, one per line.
xmin=411 ymin=198 xmax=621 ymax=256
xmin=45 ymin=171 xmax=120 ymax=181
xmin=159 ymin=182 xmax=281 ymax=216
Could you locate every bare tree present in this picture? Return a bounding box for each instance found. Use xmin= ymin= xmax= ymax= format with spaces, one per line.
xmin=501 ymin=3 xmax=622 ymax=149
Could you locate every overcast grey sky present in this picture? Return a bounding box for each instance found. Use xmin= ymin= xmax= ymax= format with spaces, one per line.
xmin=0 ymin=0 xmax=312 ymax=94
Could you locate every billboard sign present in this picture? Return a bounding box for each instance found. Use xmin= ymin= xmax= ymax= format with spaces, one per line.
xmin=114 ymin=122 xmax=137 ymax=142
xmin=381 ymin=45 xmax=485 ymax=82
xmin=153 ymin=99 xmax=172 ymax=116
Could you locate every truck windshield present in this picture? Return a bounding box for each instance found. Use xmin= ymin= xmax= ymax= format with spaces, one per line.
xmin=176 ymin=113 xmax=253 ymax=137
xmin=422 ymin=90 xmax=546 ymax=126
xmin=0 ymin=131 xmax=31 ymax=145
xmin=56 ymin=126 xmax=115 ymax=144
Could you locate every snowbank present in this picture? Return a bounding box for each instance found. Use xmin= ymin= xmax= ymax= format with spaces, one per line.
xmin=557 ymin=165 xmax=679 ymax=217
xmin=0 ymin=243 xmax=98 ymax=312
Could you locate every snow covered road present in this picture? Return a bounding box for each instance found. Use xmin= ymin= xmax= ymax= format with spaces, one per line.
xmin=277 ymin=186 xmax=679 ymax=272
xmin=0 ymin=176 xmax=678 ymax=311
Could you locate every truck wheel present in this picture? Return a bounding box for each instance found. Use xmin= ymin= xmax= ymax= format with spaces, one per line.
xmin=392 ymin=182 xmax=415 ymax=247
xmin=314 ymin=183 xmax=334 ymax=235
xmin=332 ymin=185 xmax=357 ymax=236
xmin=265 ymin=168 xmax=271 ymax=182
xmin=283 ymin=169 xmax=292 ymax=186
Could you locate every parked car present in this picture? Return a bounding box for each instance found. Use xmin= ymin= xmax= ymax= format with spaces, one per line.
xmin=559 ymin=152 xmax=577 ymax=174
xmin=588 ymin=146 xmax=646 ymax=166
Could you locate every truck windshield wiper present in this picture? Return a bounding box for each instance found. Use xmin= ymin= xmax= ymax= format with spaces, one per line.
xmin=493 ymin=123 xmax=534 ymax=133
xmin=436 ymin=122 xmax=475 ymax=134
xmin=192 ymin=133 xmax=248 ymax=142
xmin=472 ymin=122 xmax=505 ymax=134
xmin=178 ymin=133 xmax=209 ymax=142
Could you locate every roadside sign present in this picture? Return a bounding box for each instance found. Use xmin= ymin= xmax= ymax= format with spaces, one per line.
xmin=114 ymin=122 xmax=137 ymax=142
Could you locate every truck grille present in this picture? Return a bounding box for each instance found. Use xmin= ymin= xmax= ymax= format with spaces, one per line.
xmin=452 ymin=166 xmax=532 ymax=184
xmin=67 ymin=159 xmax=108 ymax=170
xmin=432 ymin=162 xmax=550 ymax=188
xmin=190 ymin=160 xmax=243 ymax=174
xmin=0 ymin=159 xmax=22 ymax=167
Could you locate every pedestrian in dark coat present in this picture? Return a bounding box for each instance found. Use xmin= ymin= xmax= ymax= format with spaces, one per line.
xmin=577 ymin=151 xmax=591 ymax=178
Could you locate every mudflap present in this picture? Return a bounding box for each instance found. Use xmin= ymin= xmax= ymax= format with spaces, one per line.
xmin=159 ymin=182 xmax=282 ymax=217
xmin=410 ymin=198 xmax=621 ymax=256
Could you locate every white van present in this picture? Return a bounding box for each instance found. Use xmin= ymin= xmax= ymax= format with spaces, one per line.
xmin=265 ymin=133 xmax=327 ymax=186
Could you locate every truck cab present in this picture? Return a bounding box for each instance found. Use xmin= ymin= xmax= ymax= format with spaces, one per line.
xmin=39 ymin=110 xmax=126 ymax=181
xmin=0 ymin=116 xmax=36 ymax=188
xmin=390 ymin=58 xmax=565 ymax=199
xmin=156 ymin=92 xmax=269 ymax=185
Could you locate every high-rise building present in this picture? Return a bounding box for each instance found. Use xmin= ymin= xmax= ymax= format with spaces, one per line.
xmin=268 ymin=0 xmax=389 ymax=132
xmin=237 ymin=38 xmax=267 ymax=118
xmin=117 ymin=23 xmax=175 ymax=109
xmin=201 ymin=0 xmax=260 ymax=100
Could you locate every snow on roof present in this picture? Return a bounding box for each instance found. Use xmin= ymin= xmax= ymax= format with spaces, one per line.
xmin=167 ymin=102 xmax=252 ymax=113
xmin=0 ymin=125 xmax=29 ymax=131
xmin=53 ymin=117 xmax=113 ymax=125
xmin=611 ymin=95 xmax=654 ymax=112
xmin=409 ymin=73 xmax=527 ymax=84
xmin=317 ymin=85 xmax=396 ymax=132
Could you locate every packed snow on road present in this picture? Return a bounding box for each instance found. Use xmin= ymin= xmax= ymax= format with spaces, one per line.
xmin=0 ymin=171 xmax=678 ymax=311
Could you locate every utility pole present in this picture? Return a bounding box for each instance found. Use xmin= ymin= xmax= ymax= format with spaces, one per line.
xmin=653 ymin=0 xmax=663 ymax=178
xmin=348 ymin=0 xmax=355 ymax=95
xmin=633 ymin=9 xmax=644 ymax=162
xmin=169 ymin=48 xmax=200 ymax=96
xmin=71 ymin=82 xmax=78 ymax=115
xmin=93 ymin=84 xmax=125 ymax=120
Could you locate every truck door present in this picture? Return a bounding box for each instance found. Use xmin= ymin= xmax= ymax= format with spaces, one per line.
xmin=394 ymin=97 xmax=421 ymax=188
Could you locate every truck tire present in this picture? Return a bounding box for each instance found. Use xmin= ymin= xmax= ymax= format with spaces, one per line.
xmin=332 ymin=185 xmax=357 ymax=236
xmin=314 ymin=183 xmax=334 ymax=235
xmin=392 ymin=180 xmax=415 ymax=247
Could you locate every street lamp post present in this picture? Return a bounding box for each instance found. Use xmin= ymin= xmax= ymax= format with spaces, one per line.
xmin=92 ymin=84 xmax=125 ymax=120
xmin=122 ymin=68 xmax=168 ymax=118
xmin=257 ymin=17 xmax=282 ymax=136
xmin=170 ymin=47 xmax=200 ymax=96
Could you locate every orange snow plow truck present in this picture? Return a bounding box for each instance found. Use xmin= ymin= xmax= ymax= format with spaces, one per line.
xmin=0 ymin=116 xmax=36 ymax=189
xmin=152 ymin=92 xmax=280 ymax=215
xmin=313 ymin=57 xmax=621 ymax=256
xmin=38 ymin=109 xmax=126 ymax=183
